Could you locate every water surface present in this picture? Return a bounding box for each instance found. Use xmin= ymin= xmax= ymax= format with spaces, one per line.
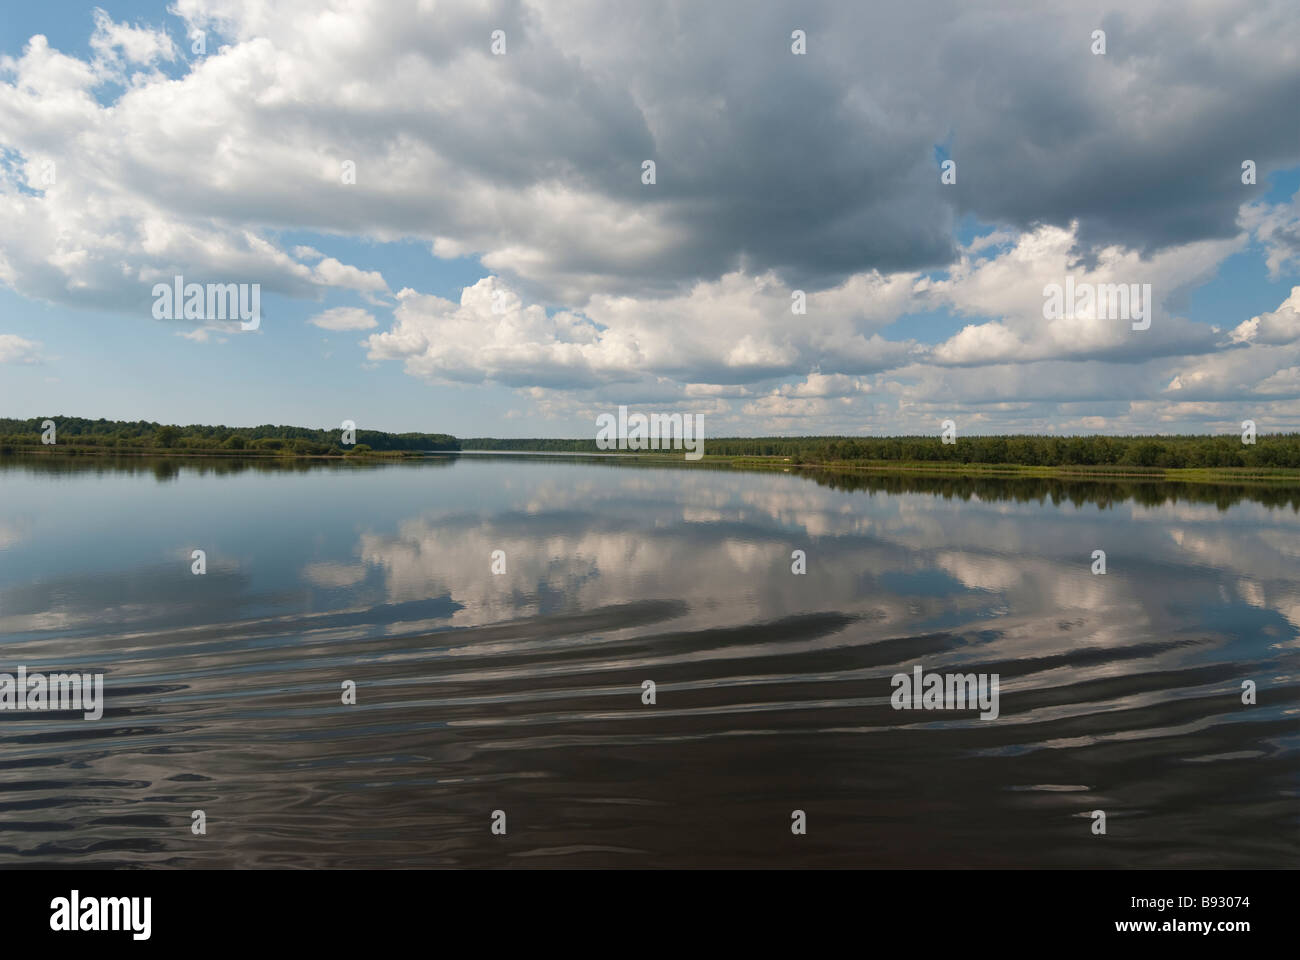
xmin=1 ymin=455 xmax=1297 ymax=867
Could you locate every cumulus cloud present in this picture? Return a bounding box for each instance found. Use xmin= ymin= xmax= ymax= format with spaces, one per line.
xmin=0 ymin=333 xmax=42 ymax=363
xmin=4 ymin=0 xmax=1298 ymax=309
xmin=308 ymin=306 xmax=377 ymax=331
xmin=1229 ymin=286 xmax=1300 ymax=345
xmin=924 ymin=223 xmax=1237 ymax=365
xmin=89 ymin=8 xmax=177 ymax=70
xmin=2 ymin=0 xmax=1300 ymax=432
xmin=366 ymin=277 xmax=629 ymax=387
xmin=310 ymin=259 xmax=387 ymax=294
xmin=1240 ymin=192 xmax=1300 ymax=280
xmin=358 ymin=221 xmax=1252 ymax=404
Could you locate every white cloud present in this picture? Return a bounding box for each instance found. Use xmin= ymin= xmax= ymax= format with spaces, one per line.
xmin=308 ymin=306 xmax=377 ymax=331
xmin=310 ymin=258 xmax=387 ymax=293
xmin=1229 ymin=286 xmax=1300 ymax=345
xmin=0 ymin=333 xmax=42 ymax=363
xmin=1240 ymin=194 xmax=1300 ymax=280
xmin=924 ymin=223 xmax=1238 ymax=366
xmin=1 ymin=0 xmax=1299 ymax=433
xmin=3 ymin=0 xmax=1295 ymax=317
xmin=90 ymin=9 xmax=177 ymax=69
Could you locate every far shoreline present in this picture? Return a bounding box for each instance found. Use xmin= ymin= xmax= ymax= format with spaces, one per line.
xmin=8 ymin=444 xmax=1300 ymax=487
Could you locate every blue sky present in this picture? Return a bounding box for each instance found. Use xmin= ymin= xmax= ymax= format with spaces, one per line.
xmin=2 ymin=1 xmax=1300 ymax=437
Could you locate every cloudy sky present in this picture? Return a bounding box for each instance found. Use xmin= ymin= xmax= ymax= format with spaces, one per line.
xmin=2 ymin=0 xmax=1299 ymax=437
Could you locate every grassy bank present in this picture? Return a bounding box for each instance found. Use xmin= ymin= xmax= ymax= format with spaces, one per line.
xmin=13 ymin=443 xmax=1300 ymax=485
xmin=463 ymin=432 xmax=1300 ymax=470
xmin=466 ymin=448 xmax=1300 ymax=485
xmin=725 ymin=455 xmax=1300 ymax=485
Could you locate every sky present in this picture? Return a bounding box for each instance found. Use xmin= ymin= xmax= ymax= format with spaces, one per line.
xmin=1 ymin=0 xmax=1299 ymax=438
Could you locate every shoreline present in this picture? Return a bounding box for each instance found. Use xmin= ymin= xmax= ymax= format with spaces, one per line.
xmin=8 ymin=445 xmax=1300 ymax=485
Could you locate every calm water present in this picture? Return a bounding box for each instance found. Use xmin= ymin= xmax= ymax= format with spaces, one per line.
xmin=1 ymin=454 xmax=1297 ymax=868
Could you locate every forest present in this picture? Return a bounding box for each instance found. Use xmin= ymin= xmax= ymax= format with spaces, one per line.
xmin=8 ymin=420 xmax=1300 ymax=469
xmin=0 ymin=417 xmax=459 ymax=455
xmin=462 ymin=433 xmax=1300 ymax=468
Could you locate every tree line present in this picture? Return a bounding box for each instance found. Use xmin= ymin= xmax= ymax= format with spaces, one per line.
xmin=0 ymin=417 xmax=459 ymax=455
xmin=462 ymin=433 xmax=1300 ymax=468
xmin=8 ymin=421 xmax=1300 ymax=469
xmin=800 ymin=469 xmax=1300 ymax=511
